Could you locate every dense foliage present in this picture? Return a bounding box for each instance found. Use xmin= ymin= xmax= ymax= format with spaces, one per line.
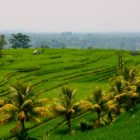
xmin=0 ymin=34 xmax=6 ymax=58
xmin=9 ymin=33 xmax=31 ymax=49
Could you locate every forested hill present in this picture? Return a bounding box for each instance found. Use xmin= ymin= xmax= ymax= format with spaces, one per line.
xmin=4 ymin=32 xmax=140 ymax=50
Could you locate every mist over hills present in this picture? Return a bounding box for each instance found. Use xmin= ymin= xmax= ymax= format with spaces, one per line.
xmin=3 ymin=32 xmax=140 ymax=50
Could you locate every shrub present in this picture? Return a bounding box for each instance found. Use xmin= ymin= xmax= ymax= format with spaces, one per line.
xmin=80 ymin=120 xmax=93 ymax=131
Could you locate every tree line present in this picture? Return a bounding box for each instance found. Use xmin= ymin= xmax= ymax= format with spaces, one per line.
xmin=0 ymin=33 xmax=32 ymax=57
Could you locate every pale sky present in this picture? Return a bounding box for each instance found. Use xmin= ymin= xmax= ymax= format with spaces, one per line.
xmin=0 ymin=0 xmax=140 ymax=32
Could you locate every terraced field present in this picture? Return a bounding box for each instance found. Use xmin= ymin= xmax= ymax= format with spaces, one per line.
xmin=0 ymin=48 xmax=140 ymax=139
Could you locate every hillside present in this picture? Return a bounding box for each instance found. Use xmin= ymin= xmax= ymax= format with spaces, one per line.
xmin=1 ymin=48 xmax=139 ymax=100
xmin=31 ymin=104 xmax=140 ymax=140
xmin=52 ymin=104 xmax=140 ymax=140
xmin=0 ymin=48 xmax=140 ymax=139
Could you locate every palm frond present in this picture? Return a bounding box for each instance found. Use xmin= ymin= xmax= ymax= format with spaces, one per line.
xmin=129 ymin=67 xmax=137 ymax=82
xmin=122 ymin=66 xmax=137 ymax=82
xmin=21 ymin=99 xmax=33 ymax=109
xmin=28 ymin=116 xmax=41 ymax=123
xmin=93 ymin=104 xmax=101 ymax=112
xmin=129 ymin=92 xmax=139 ymax=98
xmin=35 ymin=98 xmax=49 ymax=106
xmin=0 ymin=114 xmax=12 ymax=124
xmin=93 ymin=86 xmax=102 ymax=104
xmin=18 ymin=111 xmax=26 ymax=120
xmin=102 ymin=92 xmax=114 ymax=103
xmin=104 ymin=99 xmax=118 ymax=112
xmin=1 ymin=104 xmax=18 ymax=113
xmin=54 ymin=104 xmax=66 ymax=114
xmin=60 ymin=86 xmax=77 ymax=108
xmin=33 ymin=107 xmax=50 ymax=117
xmin=74 ymin=100 xmax=92 ymax=112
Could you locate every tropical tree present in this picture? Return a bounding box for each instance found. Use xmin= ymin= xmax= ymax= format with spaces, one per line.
xmin=109 ymin=67 xmax=139 ymax=111
xmin=0 ymin=34 xmax=6 ymax=58
xmin=109 ymin=76 xmax=125 ymax=95
xmin=54 ymin=86 xmax=77 ymax=133
xmin=9 ymin=33 xmax=31 ymax=49
xmin=0 ymin=81 xmax=51 ymax=139
xmin=90 ymin=86 xmax=104 ymax=127
xmin=122 ymin=67 xmax=137 ymax=83
xmin=104 ymin=99 xmax=119 ymax=123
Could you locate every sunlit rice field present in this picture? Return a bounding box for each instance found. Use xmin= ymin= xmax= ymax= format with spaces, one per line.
xmin=0 ymin=48 xmax=140 ymax=139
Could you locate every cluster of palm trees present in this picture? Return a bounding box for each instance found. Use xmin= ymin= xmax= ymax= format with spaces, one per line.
xmin=0 ymin=67 xmax=140 ymax=139
xmin=55 ymin=66 xmax=140 ymax=131
xmin=83 ymin=66 xmax=140 ymax=128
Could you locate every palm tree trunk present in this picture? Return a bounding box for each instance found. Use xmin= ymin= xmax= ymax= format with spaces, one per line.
xmin=66 ymin=113 xmax=71 ymax=133
xmin=21 ymin=119 xmax=25 ymax=132
xmin=68 ymin=117 xmax=71 ymax=132
xmin=97 ymin=111 xmax=101 ymax=126
xmin=108 ymin=112 xmax=113 ymax=122
xmin=20 ymin=119 xmax=27 ymax=139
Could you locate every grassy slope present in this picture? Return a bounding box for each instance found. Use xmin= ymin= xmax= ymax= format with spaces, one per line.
xmin=0 ymin=48 xmax=140 ymax=139
xmin=1 ymin=48 xmax=119 ymax=99
xmin=30 ymin=104 xmax=140 ymax=140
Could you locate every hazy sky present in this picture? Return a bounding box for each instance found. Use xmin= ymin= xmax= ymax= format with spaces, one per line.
xmin=0 ymin=0 xmax=140 ymax=32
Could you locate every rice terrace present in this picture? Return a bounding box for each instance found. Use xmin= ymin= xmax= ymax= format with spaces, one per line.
xmin=1 ymin=0 xmax=140 ymax=139
xmin=0 ymin=46 xmax=140 ymax=140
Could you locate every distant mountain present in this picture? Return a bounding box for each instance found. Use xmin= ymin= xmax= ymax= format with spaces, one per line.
xmin=3 ymin=32 xmax=140 ymax=50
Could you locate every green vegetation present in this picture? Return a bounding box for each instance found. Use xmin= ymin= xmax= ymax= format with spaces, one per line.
xmin=46 ymin=104 xmax=140 ymax=140
xmin=53 ymin=86 xmax=78 ymax=133
xmin=9 ymin=33 xmax=31 ymax=49
xmin=0 ymin=34 xmax=6 ymax=58
xmin=0 ymin=48 xmax=140 ymax=140
xmin=0 ymin=81 xmax=52 ymax=139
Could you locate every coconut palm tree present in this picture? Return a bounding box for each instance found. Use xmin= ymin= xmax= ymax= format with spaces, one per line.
xmin=90 ymin=86 xmax=104 ymax=127
xmin=104 ymin=99 xmax=119 ymax=123
xmin=109 ymin=76 xmax=125 ymax=95
xmin=0 ymin=80 xmax=51 ymax=140
xmin=122 ymin=67 xmax=137 ymax=83
xmin=110 ymin=67 xmax=139 ymax=111
xmin=54 ymin=86 xmax=77 ymax=133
